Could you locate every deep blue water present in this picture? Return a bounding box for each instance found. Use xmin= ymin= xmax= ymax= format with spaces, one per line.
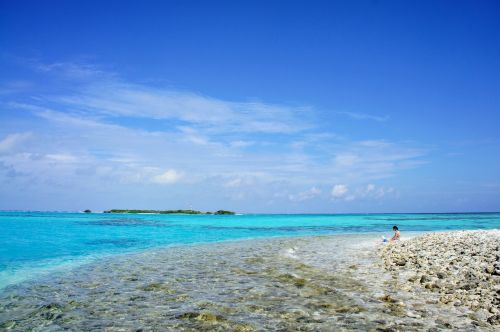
xmin=1 ymin=211 xmax=499 ymax=289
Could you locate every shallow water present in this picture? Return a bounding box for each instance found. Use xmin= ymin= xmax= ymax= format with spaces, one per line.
xmin=0 ymin=233 xmax=492 ymax=331
xmin=1 ymin=211 xmax=499 ymax=288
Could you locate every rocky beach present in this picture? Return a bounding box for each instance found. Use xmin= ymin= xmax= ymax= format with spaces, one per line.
xmin=381 ymin=230 xmax=500 ymax=328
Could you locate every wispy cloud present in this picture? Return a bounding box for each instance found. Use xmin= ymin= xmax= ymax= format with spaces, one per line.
xmin=0 ymin=132 xmax=32 ymax=153
xmin=0 ymin=61 xmax=428 ymax=211
xmin=288 ymin=186 xmax=322 ymax=202
xmin=68 ymin=84 xmax=310 ymax=133
xmin=336 ymin=111 xmax=389 ymax=122
xmin=27 ymin=63 xmax=313 ymax=134
xmin=31 ymin=60 xmax=110 ymax=80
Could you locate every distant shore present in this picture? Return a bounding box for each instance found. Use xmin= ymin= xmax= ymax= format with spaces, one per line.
xmin=100 ymin=209 xmax=235 ymax=215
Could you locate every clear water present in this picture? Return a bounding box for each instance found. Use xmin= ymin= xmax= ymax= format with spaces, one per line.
xmin=1 ymin=211 xmax=499 ymax=289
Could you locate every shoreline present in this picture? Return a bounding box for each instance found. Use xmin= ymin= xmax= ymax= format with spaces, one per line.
xmin=1 ymin=230 xmax=498 ymax=330
xmin=0 ymin=231 xmax=426 ymax=291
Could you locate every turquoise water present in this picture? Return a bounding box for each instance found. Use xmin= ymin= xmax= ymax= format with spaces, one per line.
xmin=1 ymin=211 xmax=499 ymax=289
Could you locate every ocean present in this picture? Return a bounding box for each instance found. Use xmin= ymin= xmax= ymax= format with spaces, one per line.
xmin=1 ymin=211 xmax=499 ymax=290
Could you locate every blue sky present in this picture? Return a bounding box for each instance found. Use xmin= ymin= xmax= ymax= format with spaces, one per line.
xmin=1 ymin=0 xmax=499 ymax=213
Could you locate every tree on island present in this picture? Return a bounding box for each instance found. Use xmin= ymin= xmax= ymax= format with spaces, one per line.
xmin=83 ymin=209 xmax=92 ymax=213
xmin=214 ymin=210 xmax=235 ymax=215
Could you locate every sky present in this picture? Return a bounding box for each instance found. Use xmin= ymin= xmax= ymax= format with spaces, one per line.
xmin=0 ymin=0 xmax=499 ymax=213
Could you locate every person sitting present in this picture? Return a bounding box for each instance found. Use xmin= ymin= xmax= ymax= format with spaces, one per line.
xmin=390 ymin=225 xmax=400 ymax=242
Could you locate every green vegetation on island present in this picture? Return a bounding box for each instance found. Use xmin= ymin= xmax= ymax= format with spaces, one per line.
xmin=103 ymin=209 xmax=235 ymax=215
xmin=213 ymin=210 xmax=235 ymax=215
xmin=83 ymin=209 xmax=92 ymax=213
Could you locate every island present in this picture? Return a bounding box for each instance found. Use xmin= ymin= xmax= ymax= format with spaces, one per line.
xmin=213 ymin=210 xmax=235 ymax=215
xmin=103 ymin=209 xmax=235 ymax=215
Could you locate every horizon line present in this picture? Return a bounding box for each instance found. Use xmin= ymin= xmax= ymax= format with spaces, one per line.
xmin=1 ymin=210 xmax=499 ymax=215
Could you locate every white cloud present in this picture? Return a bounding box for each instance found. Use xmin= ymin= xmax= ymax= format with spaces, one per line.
xmin=365 ymin=183 xmax=376 ymax=193
xmin=328 ymin=141 xmax=426 ymax=182
xmin=288 ymin=186 xmax=322 ymax=202
xmin=371 ymin=186 xmax=395 ymax=198
xmin=336 ymin=111 xmax=389 ymax=122
xmin=151 ymin=169 xmax=183 ymax=184
xmin=0 ymin=132 xmax=32 ymax=153
xmin=49 ymin=81 xmax=310 ymax=134
xmin=338 ymin=184 xmax=395 ymax=202
xmin=224 ymin=178 xmax=243 ymax=188
xmin=46 ymin=154 xmax=78 ymax=163
xmin=358 ymin=140 xmax=391 ymax=148
xmin=0 ymin=62 xmax=428 ymax=211
xmin=1 ymin=104 xmax=421 ymax=204
xmin=331 ymin=184 xmax=348 ymax=198
xmin=230 ymin=140 xmax=255 ymax=148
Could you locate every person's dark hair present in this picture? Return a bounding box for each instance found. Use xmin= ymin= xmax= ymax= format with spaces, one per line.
xmin=393 ymin=226 xmax=398 ymax=230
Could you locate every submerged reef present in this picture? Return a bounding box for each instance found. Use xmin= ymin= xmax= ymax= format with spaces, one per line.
xmin=1 ymin=232 xmax=498 ymax=331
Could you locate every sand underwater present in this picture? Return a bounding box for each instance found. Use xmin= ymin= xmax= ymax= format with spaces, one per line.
xmin=0 ymin=232 xmax=498 ymax=331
